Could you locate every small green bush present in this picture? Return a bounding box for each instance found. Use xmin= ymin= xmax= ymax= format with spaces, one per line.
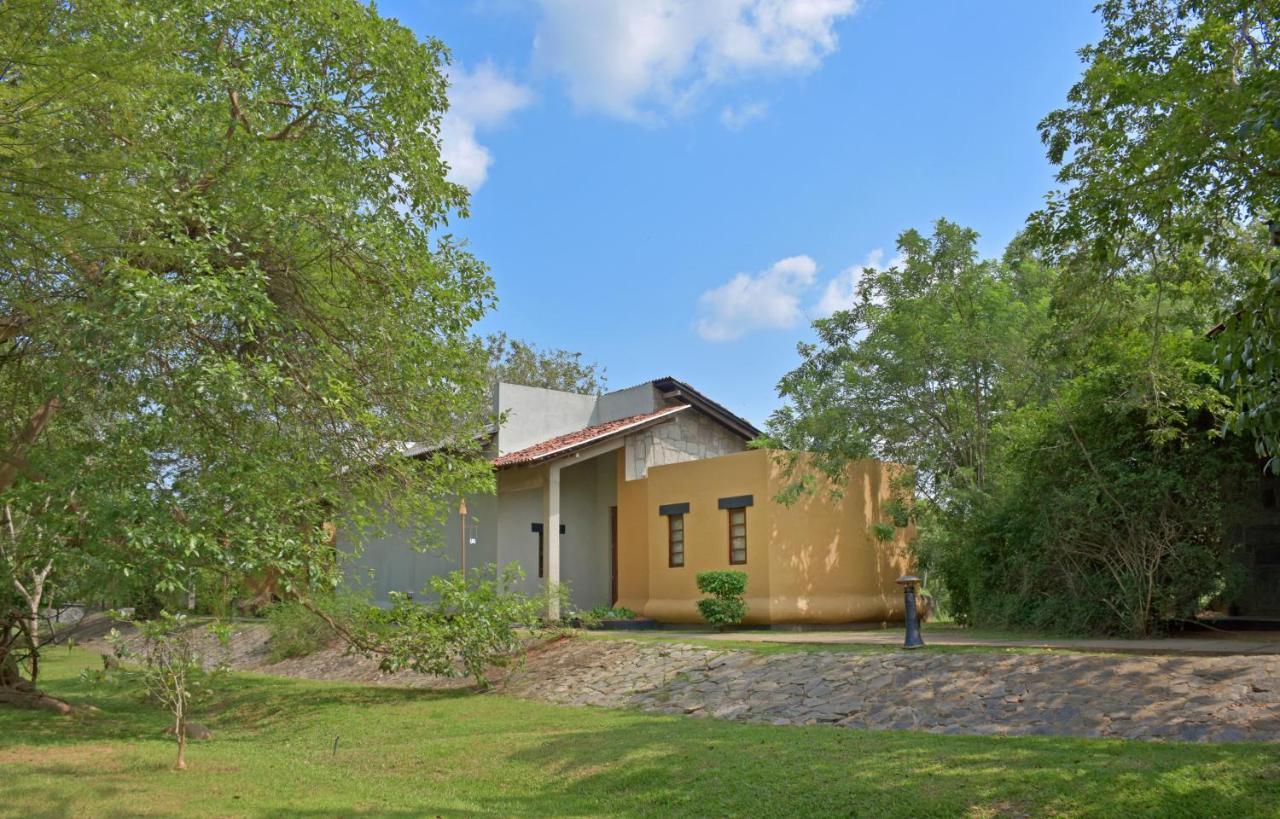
xmin=265 ymin=592 xmax=369 ymax=662
xmin=695 ymin=571 xmax=748 ymax=631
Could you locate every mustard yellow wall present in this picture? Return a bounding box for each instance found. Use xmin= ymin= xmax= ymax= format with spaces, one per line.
xmin=615 ymin=449 xmax=912 ymax=625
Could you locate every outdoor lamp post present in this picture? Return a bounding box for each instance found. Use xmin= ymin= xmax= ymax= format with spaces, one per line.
xmin=458 ymin=498 xmax=468 ymax=576
xmin=895 ymin=574 xmax=926 ymax=649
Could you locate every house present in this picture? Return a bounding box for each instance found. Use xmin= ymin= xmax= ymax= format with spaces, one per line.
xmin=341 ymin=378 xmax=912 ymax=624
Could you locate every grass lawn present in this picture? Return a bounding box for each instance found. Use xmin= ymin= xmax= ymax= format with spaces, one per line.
xmin=1 ymin=650 xmax=1277 ymax=818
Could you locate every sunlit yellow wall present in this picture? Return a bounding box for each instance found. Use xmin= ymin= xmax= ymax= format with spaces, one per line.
xmin=615 ymin=449 xmax=912 ymax=624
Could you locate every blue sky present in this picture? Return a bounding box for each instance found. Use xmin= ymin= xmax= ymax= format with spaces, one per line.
xmin=379 ymin=0 xmax=1101 ymax=427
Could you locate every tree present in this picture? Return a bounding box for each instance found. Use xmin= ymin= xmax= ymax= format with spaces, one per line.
xmin=1 ymin=0 xmax=496 ymax=704
xmin=1033 ymin=0 xmax=1280 ymax=469
xmin=761 ymin=220 xmax=1051 ymax=518
xmin=485 ymin=332 xmax=607 ymax=395
xmin=106 ymin=614 xmax=230 ymax=770
xmin=924 ymin=283 xmax=1250 ymax=636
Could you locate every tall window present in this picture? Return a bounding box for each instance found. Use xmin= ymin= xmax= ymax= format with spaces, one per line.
xmin=536 ymin=529 xmax=544 ymax=578
xmin=728 ymin=507 xmax=747 ymax=564
xmin=668 ymin=513 xmax=685 ymax=567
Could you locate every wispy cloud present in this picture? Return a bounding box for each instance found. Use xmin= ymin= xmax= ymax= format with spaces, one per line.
xmin=441 ymin=62 xmax=534 ymax=191
xmin=533 ymin=0 xmax=858 ymax=122
xmin=720 ymin=100 xmax=769 ymax=129
xmin=695 ymin=255 xmax=818 ymax=341
xmin=813 ymin=248 xmax=904 ymax=317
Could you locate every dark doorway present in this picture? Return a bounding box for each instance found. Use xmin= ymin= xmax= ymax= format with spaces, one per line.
xmin=609 ymin=506 xmax=618 ymax=606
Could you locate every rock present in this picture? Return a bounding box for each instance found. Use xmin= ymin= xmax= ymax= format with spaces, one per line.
xmin=164 ymin=722 xmax=213 ymax=740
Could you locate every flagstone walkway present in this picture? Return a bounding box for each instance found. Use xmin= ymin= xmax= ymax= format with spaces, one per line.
xmin=502 ymin=637 xmax=1280 ymax=743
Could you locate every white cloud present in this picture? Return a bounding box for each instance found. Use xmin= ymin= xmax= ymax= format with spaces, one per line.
xmin=696 ymin=255 xmax=818 ymax=341
xmin=533 ymin=0 xmax=858 ymax=121
xmin=720 ymin=100 xmax=769 ymax=129
xmin=814 ymin=248 xmax=903 ymax=316
xmin=441 ymin=62 xmax=534 ymax=191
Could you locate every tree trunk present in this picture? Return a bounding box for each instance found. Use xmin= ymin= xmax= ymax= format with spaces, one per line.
xmin=0 ymin=398 xmax=60 ymax=494
xmin=174 ymin=701 xmax=187 ymax=770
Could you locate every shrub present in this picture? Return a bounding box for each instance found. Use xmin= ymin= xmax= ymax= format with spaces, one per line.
xmin=372 ymin=564 xmax=543 ymax=687
xmin=576 ymin=606 xmax=638 ymax=628
xmin=695 ymin=571 xmax=748 ymax=631
xmin=265 ymin=592 xmax=369 ymax=662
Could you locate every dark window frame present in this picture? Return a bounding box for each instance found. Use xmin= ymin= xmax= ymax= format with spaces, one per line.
xmin=668 ymin=513 xmax=685 ymax=568
xmin=727 ymin=506 xmax=747 ymax=565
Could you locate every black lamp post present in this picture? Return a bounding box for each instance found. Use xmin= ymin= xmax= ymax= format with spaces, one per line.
xmin=895 ymin=574 xmax=925 ymax=649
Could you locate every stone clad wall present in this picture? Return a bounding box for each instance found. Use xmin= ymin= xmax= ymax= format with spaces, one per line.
xmin=624 ymin=410 xmax=746 ymax=481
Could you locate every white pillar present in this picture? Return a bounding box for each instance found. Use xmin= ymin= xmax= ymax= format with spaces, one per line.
xmin=543 ymin=463 xmax=562 ymax=620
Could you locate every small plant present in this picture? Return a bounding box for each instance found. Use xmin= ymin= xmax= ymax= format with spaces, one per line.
xmin=265 ymin=592 xmax=370 ymax=662
xmin=576 ymin=605 xmax=638 ymax=628
xmin=105 ymin=612 xmax=229 ymax=770
xmin=695 ymin=571 xmax=748 ymax=631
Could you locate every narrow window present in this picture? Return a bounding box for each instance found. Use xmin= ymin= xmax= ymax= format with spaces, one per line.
xmin=668 ymin=513 xmax=685 ymax=567
xmin=537 ymin=529 xmax=544 ymax=578
xmin=728 ymin=507 xmax=747 ymax=564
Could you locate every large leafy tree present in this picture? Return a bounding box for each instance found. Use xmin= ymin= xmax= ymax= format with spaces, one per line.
xmin=1033 ymin=0 xmax=1280 ymax=469
xmin=1 ymin=0 xmax=495 ymax=701
xmin=762 ymin=220 xmax=1051 ymax=515
xmin=484 ymin=332 xmax=607 ymax=395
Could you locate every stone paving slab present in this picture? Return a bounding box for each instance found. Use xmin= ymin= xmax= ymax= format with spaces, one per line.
xmin=502 ymin=637 xmax=1280 ymax=743
xmin=689 ymin=628 xmax=1280 ymax=656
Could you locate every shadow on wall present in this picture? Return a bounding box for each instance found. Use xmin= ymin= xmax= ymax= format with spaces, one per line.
xmin=766 ymin=459 xmax=912 ymax=624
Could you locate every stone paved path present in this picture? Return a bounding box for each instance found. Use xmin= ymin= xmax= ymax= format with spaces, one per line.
xmin=503 ymin=637 xmax=1280 ymax=743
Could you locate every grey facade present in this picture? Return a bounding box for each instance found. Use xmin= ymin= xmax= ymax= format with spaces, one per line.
xmin=340 ymin=378 xmax=758 ymax=611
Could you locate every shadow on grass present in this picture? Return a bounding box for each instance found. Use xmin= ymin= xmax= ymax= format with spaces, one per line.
xmin=465 ymin=714 xmax=1280 ymax=817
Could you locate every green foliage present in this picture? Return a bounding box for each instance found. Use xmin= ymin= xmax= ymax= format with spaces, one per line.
xmin=695 ymin=571 xmax=748 ymax=630
xmin=359 ymin=564 xmax=542 ymax=687
xmin=264 ymin=593 xmax=370 ymax=663
xmin=920 ymin=322 xmax=1251 ymax=636
xmin=0 ymin=0 xmax=496 ymax=682
xmin=101 ymin=613 xmax=229 ymax=770
xmin=485 ymin=332 xmax=607 ymax=395
xmin=761 ymin=220 xmax=1052 ymax=519
xmin=1033 ymin=0 xmax=1280 ymax=468
xmin=575 ymin=606 xmax=638 ymax=628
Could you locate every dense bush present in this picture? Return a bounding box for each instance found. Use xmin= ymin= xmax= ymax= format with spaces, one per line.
xmin=695 ymin=571 xmax=748 ymax=630
xmin=368 ymin=564 xmax=543 ymax=686
xmin=920 ymin=334 xmax=1252 ymax=636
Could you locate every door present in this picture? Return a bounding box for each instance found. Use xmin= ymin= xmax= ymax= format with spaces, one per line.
xmin=609 ymin=506 xmax=618 ymax=606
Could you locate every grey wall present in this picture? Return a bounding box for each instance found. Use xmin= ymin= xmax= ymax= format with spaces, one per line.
xmin=593 ymin=383 xmax=659 ymax=424
xmin=340 ymin=491 xmax=498 ymax=604
xmin=494 ymin=383 xmax=598 ymax=455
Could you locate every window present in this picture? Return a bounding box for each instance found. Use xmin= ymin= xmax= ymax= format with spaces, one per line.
xmin=728 ymin=507 xmax=747 ymax=564
xmin=668 ymin=514 xmax=685 ymax=567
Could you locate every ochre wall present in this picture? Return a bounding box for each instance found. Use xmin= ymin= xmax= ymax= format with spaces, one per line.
xmin=615 ymin=449 xmax=912 ymax=624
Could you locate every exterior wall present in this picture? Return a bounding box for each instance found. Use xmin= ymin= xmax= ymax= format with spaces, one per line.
xmin=494 ymin=383 xmax=598 ymax=455
xmin=624 ymin=410 xmax=747 ymax=480
xmin=493 ymin=453 xmax=618 ymax=611
xmin=593 ymin=383 xmax=660 ymax=424
xmin=615 ymin=449 xmax=912 ymax=624
xmin=339 ymin=491 xmax=498 ymax=603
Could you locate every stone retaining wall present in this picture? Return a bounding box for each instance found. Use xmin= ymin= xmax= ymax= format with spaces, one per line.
xmin=503 ymin=638 xmax=1280 ymax=743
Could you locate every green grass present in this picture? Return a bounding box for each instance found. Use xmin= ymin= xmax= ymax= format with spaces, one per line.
xmin=1 ymin=650 xmax=1277 ymax=818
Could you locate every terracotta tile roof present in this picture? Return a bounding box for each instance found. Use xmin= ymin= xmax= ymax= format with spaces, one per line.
xmin=492 ymin=405 xmax=688 ymax=468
